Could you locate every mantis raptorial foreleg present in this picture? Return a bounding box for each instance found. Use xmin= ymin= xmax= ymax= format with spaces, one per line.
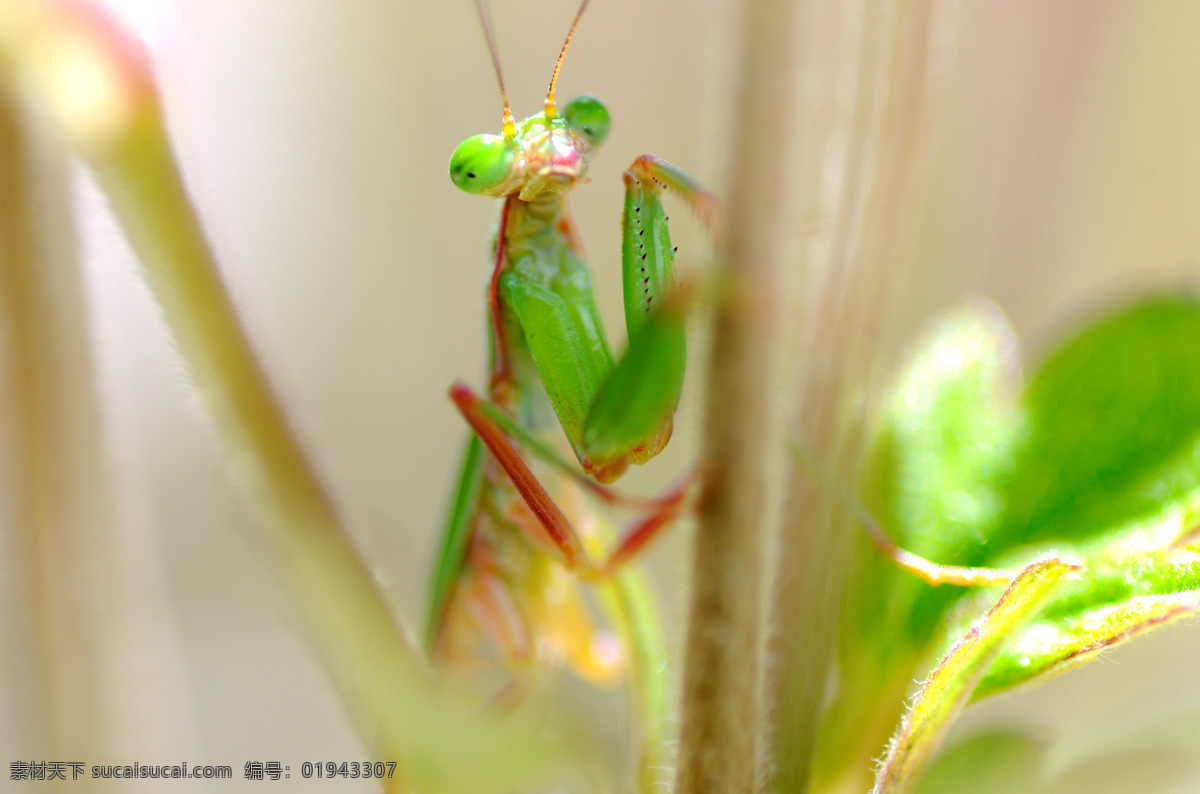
xmin=450 ymin=381 xmax=692 ymax=577
xmin=491 ymin=155 xmax=716 ymax=481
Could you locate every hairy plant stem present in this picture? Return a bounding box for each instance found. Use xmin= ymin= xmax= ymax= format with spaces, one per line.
xmin=673 ymin=0 xmax=803 ymax=790
xmin=0 ymin=7 xmax=424 ymax=791
xmin=763 ymin=2 xmax=964 ymax=791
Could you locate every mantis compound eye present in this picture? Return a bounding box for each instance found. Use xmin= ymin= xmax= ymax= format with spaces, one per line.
xmin=449 ymin=134 xmax=514 ymax=194
xmin=563 ymin=95 xmax=610 ymax=147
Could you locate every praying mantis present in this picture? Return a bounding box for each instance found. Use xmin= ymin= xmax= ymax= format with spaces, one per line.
xmin=421 ymin=4 xmax=722 ymax=785
xmin=425 ymin=0 xmax=714 ymax=699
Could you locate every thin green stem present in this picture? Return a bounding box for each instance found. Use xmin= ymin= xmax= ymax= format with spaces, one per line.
xmin=82 ymin=62 xmax=422 ymax=794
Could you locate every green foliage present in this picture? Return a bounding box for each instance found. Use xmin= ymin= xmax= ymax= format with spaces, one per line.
xmin=840 ymin=301 xmax=1018 ymax=680
xmin=831 ymin=294 xmax=1200 ymax=791
xmin=998 ymin=298 xmax=1200 ymax=549
xmin=874 ymin=555 xmax=1073 ymax=793
xmin=976 ymin=544 xmax=1200 ymax=698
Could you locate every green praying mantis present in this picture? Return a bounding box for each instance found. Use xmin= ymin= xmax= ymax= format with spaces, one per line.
xmin=424 ymin=0 xmax=714 ymax=698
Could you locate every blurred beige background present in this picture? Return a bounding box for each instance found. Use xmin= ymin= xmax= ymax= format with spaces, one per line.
xmin=4 ymin=0 xmax=1200 ymax=791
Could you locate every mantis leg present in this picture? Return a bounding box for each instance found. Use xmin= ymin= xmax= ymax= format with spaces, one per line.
xmin=450 ymin=382 xmax=690 ymax=578
xmin=472 ymin=371 xmax=694 ymax=512
xmin=581 ymin=155 xmax=717 ymax=467
xmin=501 ymin=155 xmax=717 ymax=483
xmin=426 ymin=434 xmax=486 ymax=654
xmin=456 ymin=566 xmax=624 ymax=694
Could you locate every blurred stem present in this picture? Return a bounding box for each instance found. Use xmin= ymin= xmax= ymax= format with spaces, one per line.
xmin=0 ymin=82 xmax=67 ymax=770
xmin=673 ymin=0 xmax=802 ymax=790
xmin=763 ymin=1 xmax=956 ymax=791
xmin=95 ymin=70 xmax=421 ymax=794
xmin=0 ymin=83 xmax=193 ymax=784
xmin=0 ymin=3 xmax=431 ymax=790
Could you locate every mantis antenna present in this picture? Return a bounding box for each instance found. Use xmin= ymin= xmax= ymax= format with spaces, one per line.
xmin=544 ymin=0 xmax=591 ymax=119
xmin=473 ymin=0 xmax=517 ymax=139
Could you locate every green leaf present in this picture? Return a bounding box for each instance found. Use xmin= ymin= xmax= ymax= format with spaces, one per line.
xmin=976 ymin=542 xmax=1200 ymax=698
xmin=818 ymin=302 xmax=1023 ymax=782
xmin=873 ymin=555 xmax=1074 ymax=794
xmin=847 ymin=295 xmax=1200 ymax=663
xmin=908 ymin=296 xmax=1200 ymax=646
xmin=841 ymin=299 xmax=1019 ymax=666
xmin=994 ymin=295 xmax=1200 ymax=549
xmin=823 ymin=295 xmax=1200 ymax=784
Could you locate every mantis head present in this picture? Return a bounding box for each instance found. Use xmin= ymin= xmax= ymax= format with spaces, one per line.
xmin=449 ymin=0 xmax=607 ymax=201
xmin=449 ymin=95 xmax=610 ymax=200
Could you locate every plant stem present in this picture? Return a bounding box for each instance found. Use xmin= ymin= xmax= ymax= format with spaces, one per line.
xmin=674 ymin=0 xmax=803 ymax=790
xmin=1 ymin=80 xmax=199 ymax=776
xmin=762 ymin=2 xmax=963 ymax=790
xmin=0 ymin=9 xmax=422 ymax=788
